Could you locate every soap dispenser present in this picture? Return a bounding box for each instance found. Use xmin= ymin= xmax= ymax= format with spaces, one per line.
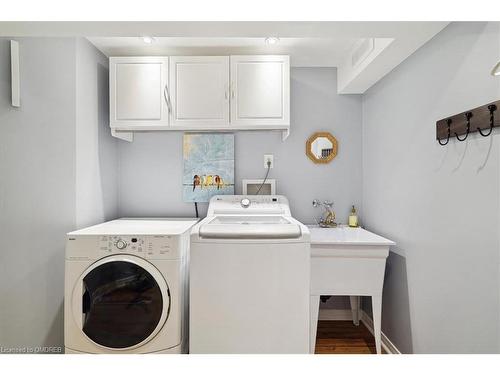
xmin=349 ymin=205 xmax=359 ymax=228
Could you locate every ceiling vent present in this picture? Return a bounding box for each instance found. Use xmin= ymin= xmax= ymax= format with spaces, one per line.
xmin=351 ymin=38 xmax=375 ymax=68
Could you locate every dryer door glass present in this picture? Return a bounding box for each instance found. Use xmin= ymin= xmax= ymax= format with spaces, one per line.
xmin=82 ymin=261 xmax=165 ymax=349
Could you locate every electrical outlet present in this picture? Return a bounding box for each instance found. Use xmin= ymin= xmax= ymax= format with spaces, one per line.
xmin=264 ymin=154 xmax=274 ymax=169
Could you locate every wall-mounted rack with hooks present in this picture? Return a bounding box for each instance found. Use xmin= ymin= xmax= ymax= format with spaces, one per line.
xmin=436 ymin=100 xmax=499 ymax=145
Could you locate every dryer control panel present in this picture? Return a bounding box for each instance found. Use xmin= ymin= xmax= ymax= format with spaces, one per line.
xmin=66 ymin=234 xmax=184 ymax=260
xmin=99 ymin=235 xmax=175 ymax=258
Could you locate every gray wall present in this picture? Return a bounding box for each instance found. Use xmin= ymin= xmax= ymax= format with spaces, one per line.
xmin=0 ymin=37 xmax=117 ymax=352
xmin=0 ymin=37 xmax=76 ymax=352
xmin=362 ymin=22 xmax=500 ymax=353
xmin=75 ymin=38 xmax=118 ymax=228
xmin=117 ymin=68 xmax=363 ymax=226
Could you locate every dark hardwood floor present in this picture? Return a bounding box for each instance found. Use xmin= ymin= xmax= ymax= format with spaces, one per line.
xmin=315 ymin=320 xmax=382 ymax=354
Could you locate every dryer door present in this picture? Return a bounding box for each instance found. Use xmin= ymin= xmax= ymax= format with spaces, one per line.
xmin=72 ymin=255 xmax=170 ymax=350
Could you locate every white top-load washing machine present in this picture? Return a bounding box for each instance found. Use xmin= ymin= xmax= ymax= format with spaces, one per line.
xmin=190 ymin=195 xmax=310 ymax=353
xmin=64 ymin=218 xmax=198 ymax=354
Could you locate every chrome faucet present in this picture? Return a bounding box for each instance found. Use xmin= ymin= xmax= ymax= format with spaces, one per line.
xmin=312 ymin=199 xmax=337 ymax=228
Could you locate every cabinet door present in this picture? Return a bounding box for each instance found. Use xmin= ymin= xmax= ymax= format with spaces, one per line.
xmin=230 ymin=55 xmax=290 ymax=127
xmin=170 ymin=56 xmax=229 ymax=127
xmin=110 ymin=57 xmax=169 ymax=130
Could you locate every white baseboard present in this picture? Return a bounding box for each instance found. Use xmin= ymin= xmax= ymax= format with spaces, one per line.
xmin=359 ymin=310 xmax=401 ymax=354
xmin=318 ymin=308 xmax=401 ymax=354
xmin=318 ymin=308 xmax=354 ymax=321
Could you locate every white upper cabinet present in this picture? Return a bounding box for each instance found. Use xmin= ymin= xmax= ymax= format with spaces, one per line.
xmin=230 ymin=55 xmax=290 ymax=127
xmin=109 ymin=55 xmax=290 ymax=139
xmin=110 ymin=57 xmax=169 ymax=130
xmin=169 ymin=56 xmax=230 ymax=127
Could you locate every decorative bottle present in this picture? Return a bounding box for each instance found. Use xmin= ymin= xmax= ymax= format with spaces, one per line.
xmin=348 ymin=205 xmax=358 ymax=228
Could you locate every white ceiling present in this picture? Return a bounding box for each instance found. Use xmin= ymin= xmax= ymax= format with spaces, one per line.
xmin=86 ymin=37 xmax=359 ymax=67
xmin=0 ymin=21 xmax=449 ymax=93
xmin=0 ymin=21 xmax=447 ymax=38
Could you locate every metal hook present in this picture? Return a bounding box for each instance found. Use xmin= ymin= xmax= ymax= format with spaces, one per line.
xmin=477 ymin=104 xmax=496 ymax=137
xmin=438 ymin=119 xmax=451 ymax=146
xmin=455 ymin=112 xmax=471 ymax=141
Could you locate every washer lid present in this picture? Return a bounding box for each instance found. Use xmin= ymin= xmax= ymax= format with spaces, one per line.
xmin=199 ymin=215 xmax=302 ymax=239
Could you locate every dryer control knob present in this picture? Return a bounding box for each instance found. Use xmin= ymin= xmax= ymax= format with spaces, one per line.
xmin=115 ymin=239 xmax=127 ymax=250
xmin=241 ymin=198 xmax=251 ymax=208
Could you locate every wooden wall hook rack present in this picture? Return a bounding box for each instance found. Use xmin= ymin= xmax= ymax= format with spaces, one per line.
xmin=436 ymin=100 xmax=500 ymax=145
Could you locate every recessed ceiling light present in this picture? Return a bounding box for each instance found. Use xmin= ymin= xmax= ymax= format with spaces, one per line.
xmin=141 ymin=36 xmax=156 ymax=44
xmin=265 ymin=37 xmax=280 ymax=45
xmin=491 ymin=61 xmax=500 ymax=76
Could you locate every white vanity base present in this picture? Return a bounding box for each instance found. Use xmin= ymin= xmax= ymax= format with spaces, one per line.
xmin=308 ymin=226 xmax=394 ymax=354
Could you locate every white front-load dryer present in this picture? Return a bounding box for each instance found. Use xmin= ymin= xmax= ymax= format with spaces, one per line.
xmin=64 ymin=218 xmax=198 ymax=354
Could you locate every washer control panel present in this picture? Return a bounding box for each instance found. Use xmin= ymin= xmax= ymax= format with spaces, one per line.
xmin=98 ymin=235 xmax=176 ymax=259
xmin=208 ymin=195 xmax=291 ymax=216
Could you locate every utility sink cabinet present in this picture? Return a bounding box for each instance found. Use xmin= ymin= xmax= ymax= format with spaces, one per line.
xmin=109 ymin=55 xmax=290 ymax=141
xmin=308 ymin=225 xmax=395 ymax=354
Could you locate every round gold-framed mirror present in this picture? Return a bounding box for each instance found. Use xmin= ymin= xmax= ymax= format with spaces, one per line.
xmin=306 ymin=132 xmax=338 ymax=164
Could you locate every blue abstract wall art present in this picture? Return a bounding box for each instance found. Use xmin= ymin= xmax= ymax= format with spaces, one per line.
xmin=183 ymin=133 xmax=235 ymax=202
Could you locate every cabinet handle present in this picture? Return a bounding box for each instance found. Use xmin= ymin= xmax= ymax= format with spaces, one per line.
xmin=231 ymin=82 xmax=235 ymax=99
xmin=163 ymin=84 xmax=172 ymax=114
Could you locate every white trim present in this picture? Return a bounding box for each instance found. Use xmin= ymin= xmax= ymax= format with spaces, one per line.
xmin=318 ymin=308 xmax=354 ymax=321
xmin=111 ymin=129 xmax=134 ymax=142
xmin=360 ymin=310 xmax=401 ymax=354
xmin=318 ymin=308 xmax=401 ymax=354
xmin=281 ymin=128 xmax=290 ymax=141
xmin=110 ymin=124 xmax=290 ymax=131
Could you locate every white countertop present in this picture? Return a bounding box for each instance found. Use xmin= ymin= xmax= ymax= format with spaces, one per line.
xmin=307 ymin=225 xmax=395 ymax=246
xmin=68 ymin=218 xmax=199 ymax=236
